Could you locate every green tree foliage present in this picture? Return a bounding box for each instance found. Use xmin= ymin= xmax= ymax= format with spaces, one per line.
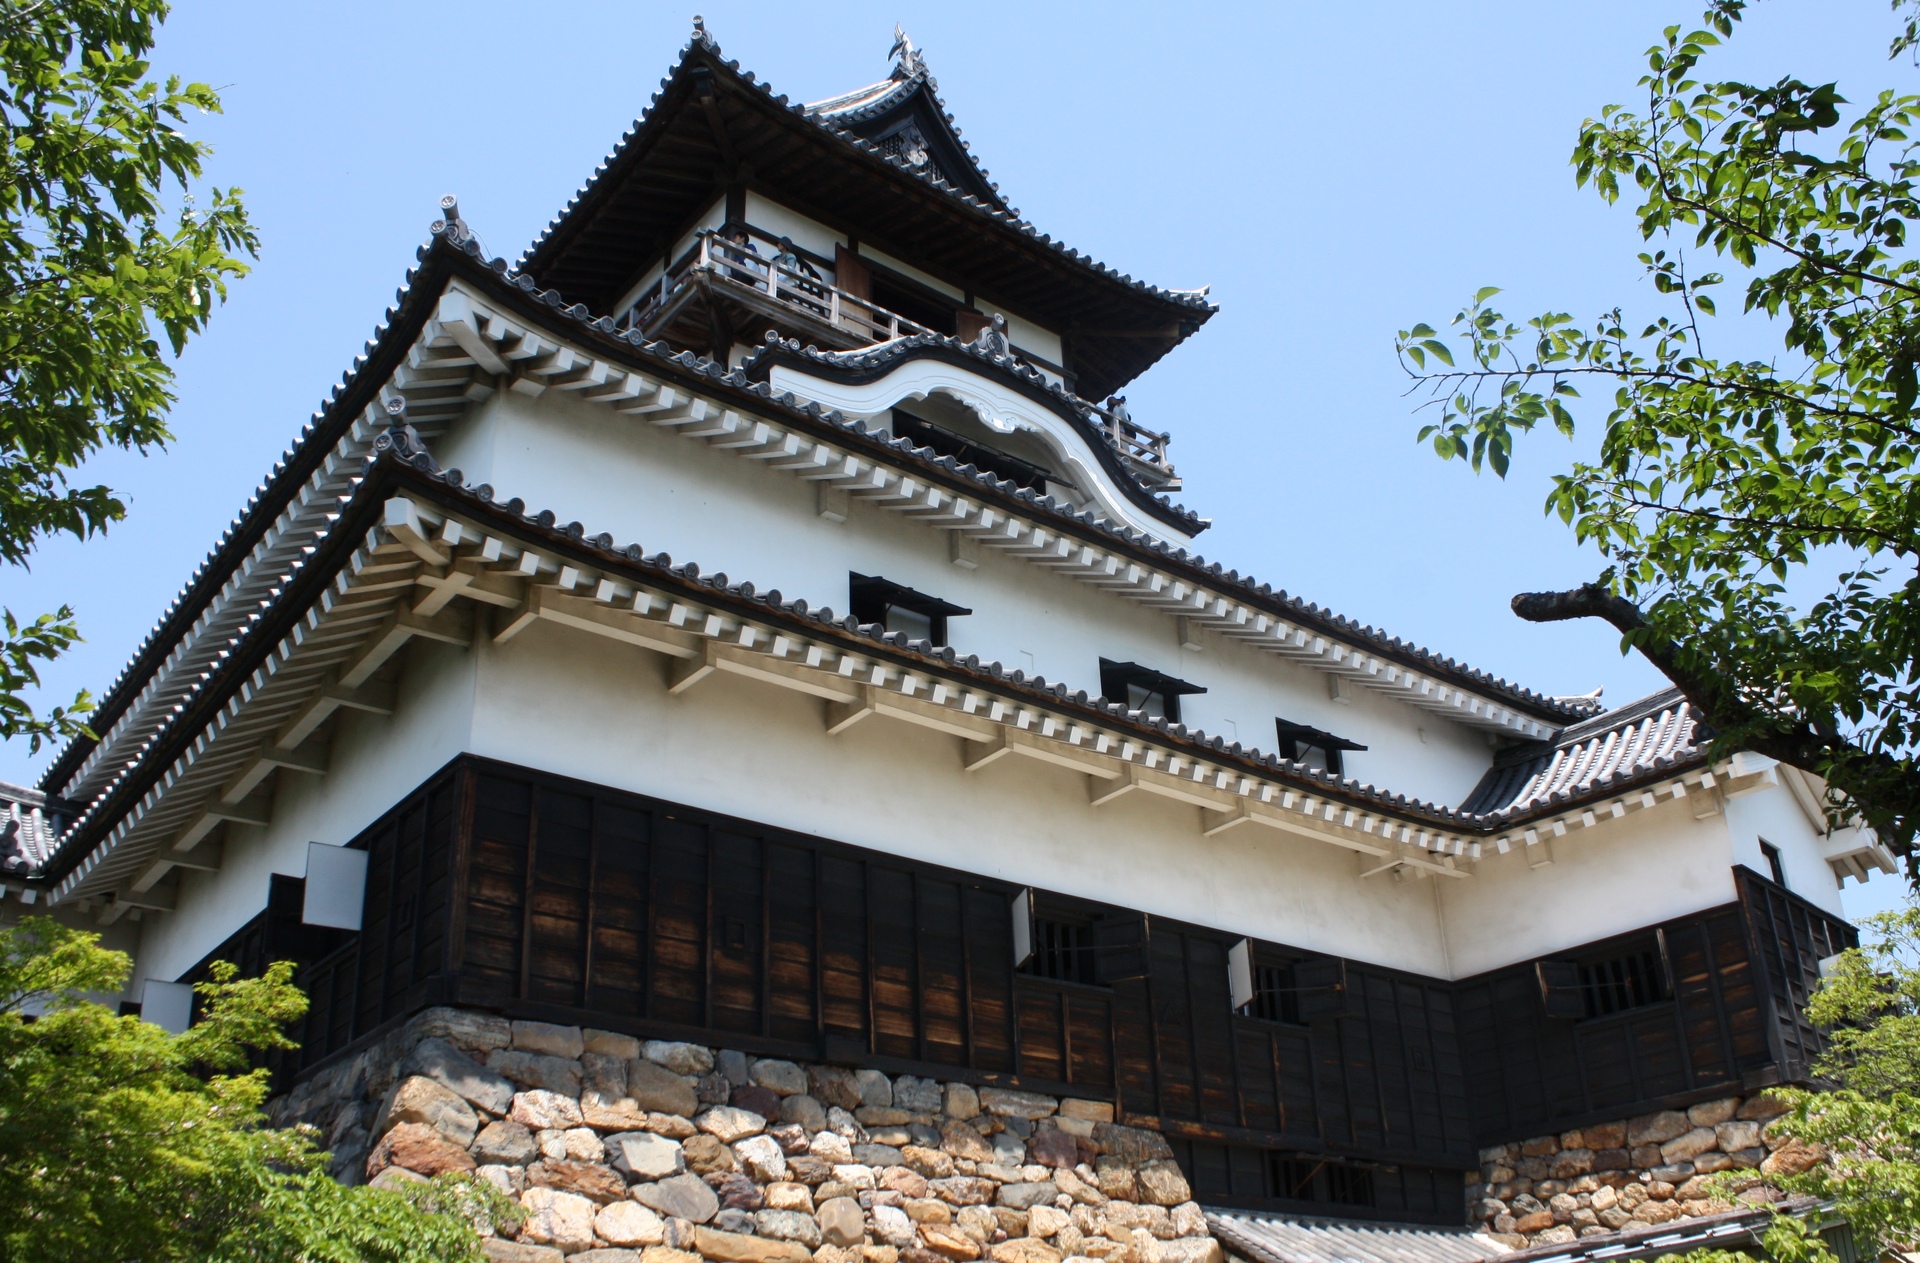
xmin=1683 ymin=900 xmax=1920 ymax=1263
xmin=1395 ymin=0 xmax=1920 ymax=869
xmin=0 ymin=0 xmax=257 ymax=749
xmin=0 ymin=916 xmax=514 ymax=1262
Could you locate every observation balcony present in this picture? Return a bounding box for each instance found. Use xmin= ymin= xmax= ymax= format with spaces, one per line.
xmin=617 ymin=229 xmax=1177 ymax=489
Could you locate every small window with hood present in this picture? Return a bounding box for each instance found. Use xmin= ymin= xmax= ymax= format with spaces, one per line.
xmin=1274 ymin=719 xmax=1367 ymax=777
xmin=1099 ymin=659 xmax=1207 ymax=723
xmin=849 ymin=574 xmax=971 ymax=647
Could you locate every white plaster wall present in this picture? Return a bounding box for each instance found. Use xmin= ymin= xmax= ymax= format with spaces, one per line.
xmin=1434 ymin=796 xmax=1739 ymax=977
xmin=744 ymin=192 xmax=845 ymax=264
xmin=129 ymin=637 xmax=478 ymax=990
xmin=1725 ymin=782 xmax=1845 ymax=915
xmin=434 ymin=385 xmax=1495 ymax=810
xmin=467 ymin=616 xmax=1456 ymax=974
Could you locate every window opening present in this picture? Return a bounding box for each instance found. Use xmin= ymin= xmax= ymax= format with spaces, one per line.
xmin=1026 ymin=916 xmax=1098 ymax=986
xmin=1761 ymin=839 xmax=1788 ymax=888
xmin=891 ymin=410 xmax=1053 ymax=493
xmin=849 ymin=573 xmax=971 ymax=646
xmin=1274 ymin=718 xmax=1368 ymax=777
xmin=1268 ymin=1155 xmax=1375 ymax=1207
xmin=1099 ymin=659 xmax=1207 ymax=724
xmin=1539 ymin=940 xmax=1671 ymax=1020
xmin=1238 ymin=959 xmax=1302 ymax=1025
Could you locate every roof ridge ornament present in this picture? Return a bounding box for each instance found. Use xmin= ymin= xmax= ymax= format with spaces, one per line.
xmin=692 ymin=14 xmax=716 ymax=48
xmin=889 ymin=23 xmax=926 ymax=79
xmin=371 ymin=397 xmax=440 ymax=474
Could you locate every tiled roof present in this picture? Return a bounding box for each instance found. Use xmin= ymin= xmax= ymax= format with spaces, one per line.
xmin=39 ymin=222 xmax=1601 ymax=833
xmin=802 ymin=52 xmax=1009 ymax=212
xmin=515 ymin=32 xmax=1211 ymax=318
xmin=1459 ymin=688 xmax=1704 ymax=817
xmin=1205 ymin=1209 xmax=1507 ymax=1263
xmin=0 ymin=780 xmax=69 ymax=879
xmin=1205 ymin=1203 xmax=1798 ymax=1263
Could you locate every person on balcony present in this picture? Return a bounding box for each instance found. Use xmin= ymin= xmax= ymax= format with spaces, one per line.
xmin=772 ymin=237 xmax=828 ymax=316
xmin=719 ymin=225 xmax=765 ymax=290
xmin=1106 ymin=395 xmax=1132 ymax=426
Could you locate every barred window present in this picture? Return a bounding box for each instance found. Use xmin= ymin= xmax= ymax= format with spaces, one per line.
xmin=1269 ymin=1154 xmax=1375 ymax=1207
xmin=1578 ymin=948 xmax=1669 ymax=1018
xmin=1026 ymin=917 xmax=1098 ymax=986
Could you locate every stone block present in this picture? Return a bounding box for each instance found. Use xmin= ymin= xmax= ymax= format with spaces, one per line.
xmin=1136 ymin=1160 xmax=1192 ymax=1207
xmin=1155 ymin=1241 xmax=1223 ymax=1263
xmin=375 ymin=1075 xmax=479 ymax=1148
xmin=1716 ymin=1120 xmax=1762 ymax=1152
xmin=1548 ymin=1149 xmax=1593 ymax=1179
xmin=1519 ymin=1136 xmax=1559 ymax=1158
xmin=511 ymin=1091 xmax=585 ymax=1131
xmin=931 ymin=1176 xmax=1000 ymax=1206
xmin=574 ymin=1252 xmax=644 ymax=1263
xmin=529 ymin=1158 xmax=630 ymax=1204
xmin=859 ymin=1108 xmax=916 ymax=1128
xmin=940 ymin=1121 xmax=994 ymax=1163
xmin=996 ymin=1183 xmax=1058 ymax=1210
xmin=1592 ymin=1148 xmax=1629 ymax=1172
xmin=733 ymin=1085 xmax=784 ymax=1121
xmin=367 ymin=1121 xmax=476 ymax=1179
xmin=1058 ymin=1099 xmax=1114 ymax=1124
xmin=882 ymin=1167 xmax=931 ymax=1199
xmin=770 ymin=1122 xmax=811 ymax=1156
xmin=979 ymin=1089 xmax=1058 ymax=1120
xmin=1739 ymin=1094 xmax=1791 ymax=1123
xmin=698 ymin=1106 xmax=768 ymax=1144
xmin=685 ymin=1133 xmax=737 ymax=1175
xmin=868 ymin=1205 xmax=915 ymax=1249
xmin=407 ymin=1036 xmax=515 ymax=1115
xmin=813 ymin=1132 xmax=857 ymax=1165
xmin=788 ymin=1155 xmax=832 ymax=1186
xmin=692 ymin=1226 xmax=813 ymax=1263
xmin=781 ymin=1094 xmax=827 ymax=1133
xmin=489 ymin=1050 xmax=583 ymax=1097
xmin=905 ymin=1146 xmax=957 ymax=1180
xmin=599 ymin=1202 xmax=668 ymax=1247
xmin=1027 ymin=1205 xmax=1070 ymax=1239
xmin=751 ymin=1059 xmax=809 ymax=1097
xmin=586 ymin=1093 xmax=654 ymax=1134
xmin=1091 ymin=1123 xmax=1172 ymax=1163
xmin=819 ymin=1196 xmax=867 ymax=1247
xmin=1092 ymin=1158 xmax=1137 ymax=1202
xmin=521 ymin=1187 xmax=600 ymax=1253
xmin=1514 ymin=1212 xmax=1555 ymax=1234
xmin=1660 ymin=1128 xmax=1719 ymax=1164
xmin=921 ymin=1223 xmax=983 ymax=1260
xmin=1627 ymin=1111 xmax=1690 ymax=1147
xmin=735 ymin=1134 xmax=789 ymax=1182
xmin=834 ymin=1164 xmax=878 ymax=1191
xmin=763 ymin=1182 xmax=813 ymax=1213
xmin=1026 ymin=1129 xmax=1079 ymax=1170
xmin=473 ymin=1122 xmax=539 ymax=1170
xmin=614 ymin=1060 xmax=695 ymax=1117
xmin=635 ymin=1172 xmax=722 ymax=1223
xmin=1762 ymin=1139 xmax=1825 ymax=1176
xmin=1648 ymin=1164 xmax=1694 ymax=1184
xmin=810 ymin=1067 xmax=864 ymax=1111
xmin=857 ymin=1070 xmax=895 ymax=1109
xmin=609 ymin=1131 xmax=687 ymax=1181
xmin=412 ymin=1006 xmax=514 ymax=1052
xmin=1583 ymin=1122 xmax=1626 ymax=1150
xmin=584 ymin=1029 xmax=642 ymax=1060
xmin=484 ymin=1240 xmax=567 ymax=1263
xmin=755 ymin=1209 xmax=824 ymax=1248
xmin=512 ymin=1020 xmax=585 ymax=1060
xmin=856 ymin=1144 xmax=905 ymax=1168
xmin=987 ymin=1240 xmax=1062 ymax=1263
xmin=1630 ymin=1144 xmax=1663 ymax=1168
xmin=945 ymin=1083 xmax=981 ymax=1121
xmin=1688 ymin=1097 xmax=1740 ymax=1128
xmin=896 ymin=1076 xmax=943 ymax=1113
xmin=644 ymin=1041 xmax=715 ymax=1077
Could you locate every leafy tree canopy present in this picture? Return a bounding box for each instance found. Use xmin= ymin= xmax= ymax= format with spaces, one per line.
xmin=0 ymin=915 xmax=513 ymax=1262
xmin=0 ymin=0 xmax=256 ymax=750
xmin=1396 ymin=0 xmax=1920 ymax=870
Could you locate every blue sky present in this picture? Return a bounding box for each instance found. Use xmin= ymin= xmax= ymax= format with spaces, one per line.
xmin=7 ymin=0 xmax=1912 ymax=918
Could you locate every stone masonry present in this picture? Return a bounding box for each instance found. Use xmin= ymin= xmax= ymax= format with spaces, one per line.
xmin=269 ymin=1008 xmax=1228 ymax=1263
xmin=1468 ymin=1094 xmax=1828 ymax=1249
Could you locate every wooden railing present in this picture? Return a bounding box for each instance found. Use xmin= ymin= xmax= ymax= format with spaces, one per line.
xmin=622 ymin=229 xmax=1178 ymax=482
xmin=625 ymin=231 xmax=940 ymax=345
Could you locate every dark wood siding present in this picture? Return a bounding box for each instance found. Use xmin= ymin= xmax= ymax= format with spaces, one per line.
xmin=232 ymin=757 xmax=1855 ymax=1224
xmin=1454 ymin=872 xmax=1855 ymax=1143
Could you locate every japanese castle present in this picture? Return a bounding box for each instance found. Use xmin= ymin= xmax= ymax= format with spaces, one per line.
xmin=0 ymin=22 xmax=1884 ymax=1259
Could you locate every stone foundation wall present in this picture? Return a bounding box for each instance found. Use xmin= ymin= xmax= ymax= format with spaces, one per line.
xmin=270 ymin=1008 xmax=1228 ymax=1263
xmin=1469 ymin=1095 xmax=1824 ymax=1248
